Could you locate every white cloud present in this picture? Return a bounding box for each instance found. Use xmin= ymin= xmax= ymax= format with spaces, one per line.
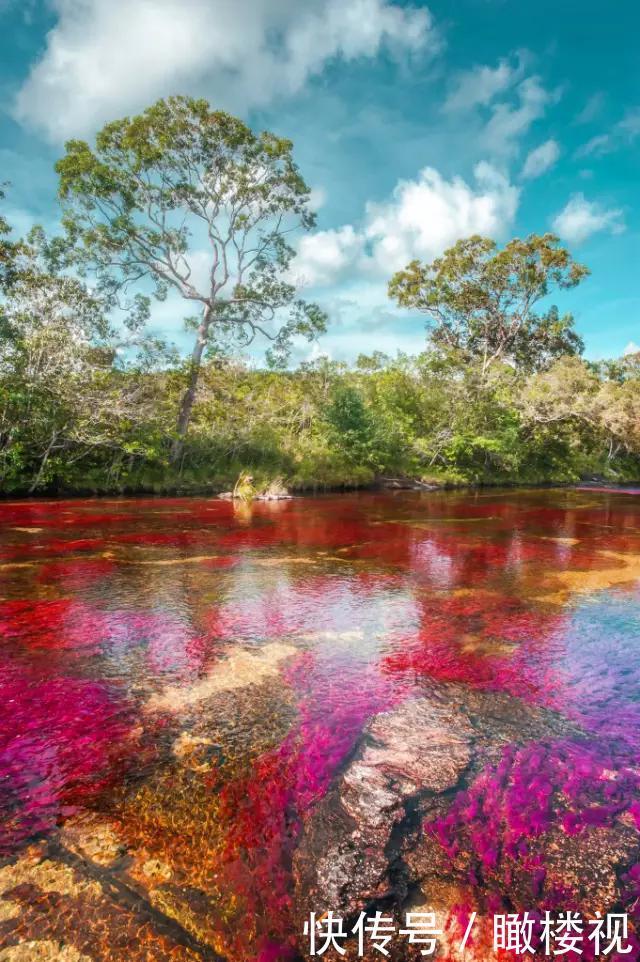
xmin=552 ymin=193 xmax=625 ymax=244
xmin=313 ymin=325 xmax=426 ymax=362
xmin=309 ymin=186 xmax=328 ymax=212
xmin=575 ymin=108 xmax=640 ymax=158
xmin=623 ymin=341 xmax=639 ymax=356
xmin=15 ymin=0 xmax=437 ymax=141
xmin=443 ymin=54 xmax=556 ymax=158
xmin=575 ymin=133 xmax=612 ymax=158
xmin=291 ymin=282 xmax=427 ymax=363
xmin=481 ymin=76 xmax=554 ymax=157
xmin=443 ymin=56 xmax=523 ymax=112
xmin=574 ymin=92 xmax=604 ymax=125
xmin=290 ymin=225 xmax=365 ymax=287
xmin=617 ymin=108 xmax=640 ymax=139
xmin=152 ymin=159 xmax=520 ymax=360
xmin=291 ymin=161 xmax=519 ymax=290
xmin=520 ymin=139 xmax=560 ymax=179
xmin=363 ymin=161 xmax=519 ymax=274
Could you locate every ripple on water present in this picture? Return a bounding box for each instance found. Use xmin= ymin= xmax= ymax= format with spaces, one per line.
xmin=0 ymin=489 xmax=639 ymax=961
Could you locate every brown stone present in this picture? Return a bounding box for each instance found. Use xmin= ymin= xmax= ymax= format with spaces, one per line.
xmin=293 ymin=683 xmax=587 ymax=960
xmin=294 ymin=697 xmax=475 ymax=924
xmin=509 ymin=823 xmax=640 ymax=915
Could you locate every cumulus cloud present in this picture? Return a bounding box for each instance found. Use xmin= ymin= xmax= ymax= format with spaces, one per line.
xmin=520 ymin=139 xmax=560 ymax=179
xmin=290 ymin=226 xmax=365 ymax=287
xmin=363 ymin=162 xmax=519 ymax=274
xmin=552 ymin=193 xmax=625 ymax=244
xmin=15 ymin=0 xmax=437 ymax=141
xmin=623 ymin=341 xmax=639 ymax=356
xmin=292 ymin=162 xmax=519 ymax=289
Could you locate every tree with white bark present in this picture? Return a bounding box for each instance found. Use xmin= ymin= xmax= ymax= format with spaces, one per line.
xmin=55 ymin=96 xmax=327 ymax=462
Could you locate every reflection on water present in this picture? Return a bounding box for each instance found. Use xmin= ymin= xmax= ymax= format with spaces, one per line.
xmin=0 ymin=490 xmax=639 ymax=961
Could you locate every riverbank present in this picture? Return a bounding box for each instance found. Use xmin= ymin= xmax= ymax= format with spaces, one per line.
xmin=2 ymin=470 xmax=639 ymax=500
xmin=3 ymin=351 xmax=640 ymax=502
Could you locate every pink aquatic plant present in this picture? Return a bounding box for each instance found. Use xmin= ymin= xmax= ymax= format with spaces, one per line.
xmin=1 ymin=490 xmax=639 ymax=961
xmin=214 ymin=654 xmax=402 ymax=957
xmin=0 ymin=671 xmax=139 ymax=852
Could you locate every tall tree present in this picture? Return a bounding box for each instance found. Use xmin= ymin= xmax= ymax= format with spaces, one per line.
xmin=0 ymin=220 xmax=163 ymax=492
xmin=388 ymin=234 xmax=589 ymax=374
xmin=0 ymin=188 xmax=21 ymax=307
xmin=56 ymin=95 xmax=326 ymax=461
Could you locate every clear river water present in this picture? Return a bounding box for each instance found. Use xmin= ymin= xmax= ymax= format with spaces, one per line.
xmin=1 ymin=489 xmax=639 ymax=961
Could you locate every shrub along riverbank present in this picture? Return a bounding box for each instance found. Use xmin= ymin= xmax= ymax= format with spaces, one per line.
xmin=2 ymin=347 xmax=639 ymax=496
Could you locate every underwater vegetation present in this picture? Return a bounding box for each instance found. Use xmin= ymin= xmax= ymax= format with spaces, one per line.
xmin=0 ymin=489 xmax=639 ymax=961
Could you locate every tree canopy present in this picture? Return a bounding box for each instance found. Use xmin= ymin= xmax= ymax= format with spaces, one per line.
xmin=0 ymin=96 xmax=637 ymax=496
xmin=0 ymin=222 xmax=164 ymax=492
xmin=0 ymin=188 xmax=22 ymax=313
xmin=55 ymin=95 xmax=326 ymax=458
xmin=388 ymin=233 xmax=589 ymax=374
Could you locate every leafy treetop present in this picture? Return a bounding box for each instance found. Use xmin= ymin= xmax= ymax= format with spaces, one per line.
xmin=388 ymin=233 xmax=589 ymax=374
xmin=55 ymin=96 xmax=326 ymax=455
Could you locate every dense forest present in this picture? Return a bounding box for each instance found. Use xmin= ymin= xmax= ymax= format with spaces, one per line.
xmin=1 ymin=96 xmax=639 ymax=496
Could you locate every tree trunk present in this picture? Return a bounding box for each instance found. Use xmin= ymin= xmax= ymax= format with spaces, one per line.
xmin=170 ymin=308 xmax=212 ymax=464
xmin=29 ymin=431 xmax=57 ymax=494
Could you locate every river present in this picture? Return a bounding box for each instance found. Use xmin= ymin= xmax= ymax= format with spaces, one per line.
xmin=1 ymin=490 xmax=639 ymax=961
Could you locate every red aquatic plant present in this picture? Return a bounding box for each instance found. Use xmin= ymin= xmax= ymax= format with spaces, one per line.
xmin=0 ymin=671 xmax=139 ymax=852
xmin=0 ymin=598 xmax=109 ymax=651
xmin=1 ymin=490 xmax=640 ymax=961
xmin=213 ymin=656 xmax=401 ymax=959
xmin=37 ymin=557 xmax=117 ymax=585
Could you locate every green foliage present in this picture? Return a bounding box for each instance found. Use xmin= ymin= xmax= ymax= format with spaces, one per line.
xmin=0 ymin=215 xmax=170 ymax=493
xmin=325 ymin=384 xmax=377 ymax=467
xmin=3 ymin=329 xmax=638 ymax=494
xmin=389 ymin=234 xmax=588 ymax=374
xmin=55 ymin=96 xmax=327 ymax=454
xmin=0 ymin=151 xmax=638 ymax=494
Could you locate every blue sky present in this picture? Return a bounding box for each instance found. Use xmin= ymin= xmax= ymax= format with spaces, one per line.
xmin=1 ymin=0 xmax=639 ymax=362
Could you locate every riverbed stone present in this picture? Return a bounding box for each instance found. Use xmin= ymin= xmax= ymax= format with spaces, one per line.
xmin=0 ymin=943 xmax=92 ymax=962
xmin=59 ymin=813 xmax=126 ymax=868
xmin=507 ymin=822 xmax=640 ymax=914
xmin=294 ymin=696 xmax=475 ymax=921
xmin=293 ymin=682 xmax=598 ymax=959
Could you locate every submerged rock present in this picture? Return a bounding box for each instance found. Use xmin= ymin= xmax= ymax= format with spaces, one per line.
xmin=293 ymin=683 xmax=636 ymax=958
xmin=146 ymin=641 xmax=297 ymax=713
xmin=0 ymin=847 xmax=202 ymax=962
xmin=294 ymin=697 xmax=474 ymax=921
xmin=507 ymin=823 xmax=640 ymax=915
xmin=59 ymin=813 xmax=126 ymax=867
xmin=0 ymin=943 xmax=92 ymax=962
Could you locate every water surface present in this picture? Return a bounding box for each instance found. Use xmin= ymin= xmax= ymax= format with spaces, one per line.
xmin=1 ymin=490 xmax=639 ymax=961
